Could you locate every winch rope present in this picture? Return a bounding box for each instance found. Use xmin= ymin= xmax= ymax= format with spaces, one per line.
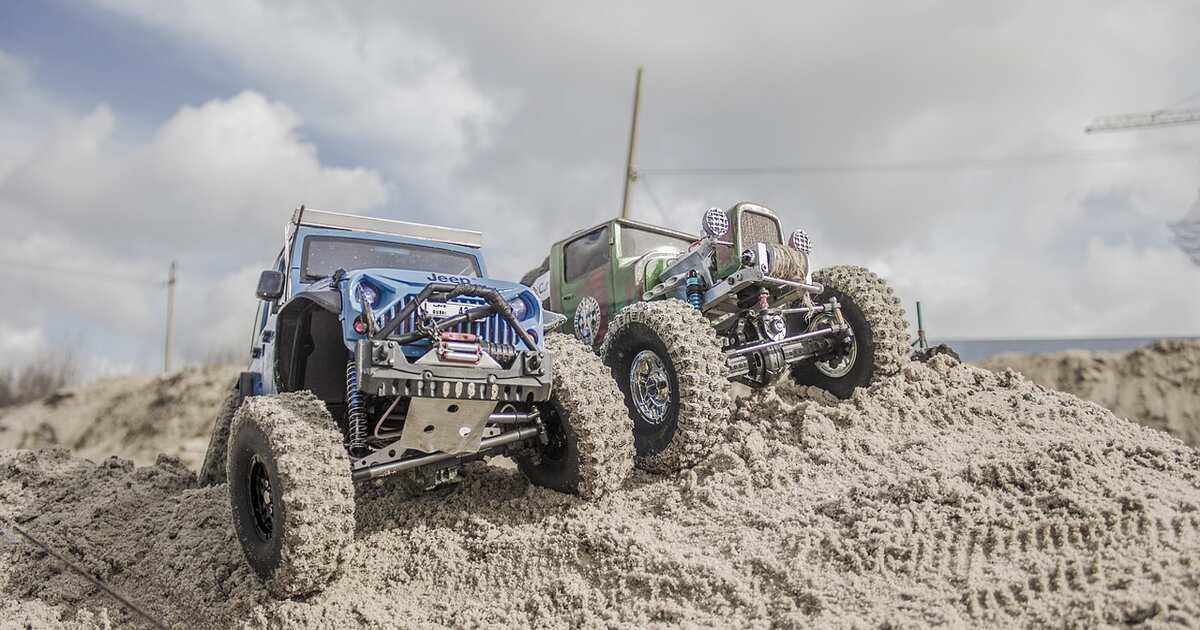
xmin=1 ymin=516 xmax=170 ymax=630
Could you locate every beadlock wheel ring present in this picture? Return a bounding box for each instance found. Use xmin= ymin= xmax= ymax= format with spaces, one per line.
xmin=629 ymin=349 xmax=672 ymax=425
xmin=809 ymin=314 xmax=858 ymax=379
xmin=248 ymin=455 xmax=275 ymax=541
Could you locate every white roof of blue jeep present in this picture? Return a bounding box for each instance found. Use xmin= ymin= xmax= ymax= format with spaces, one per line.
xmin=291 ymin=207 xmax=482 ymax=248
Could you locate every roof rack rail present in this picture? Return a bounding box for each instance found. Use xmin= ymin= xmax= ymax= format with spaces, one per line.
xmin=292 ymin=207 xmax=482 ymax=248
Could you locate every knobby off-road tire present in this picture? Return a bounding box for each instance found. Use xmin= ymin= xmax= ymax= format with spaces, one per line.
xmin=226 ymin=391 xmax=354 ymax=598
xmin=790 ymin=265 xmax=908 ymax=399
xmin=517 ymin=334 xmax=633 ymax=499
xmin=599 ymin=299 xmax=731 ymax=474
xmin=197 ymin=379 xmax=243 ymax=486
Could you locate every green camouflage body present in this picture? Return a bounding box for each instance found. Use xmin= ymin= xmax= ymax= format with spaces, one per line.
xmin=547 ymin=203 xmax=787 ymax=346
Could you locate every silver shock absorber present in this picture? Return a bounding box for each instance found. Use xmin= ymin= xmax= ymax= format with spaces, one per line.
xmin=685 ymin=270 xmax=704 ymax=310
xmin=345 ymin=360 xmax=368 ymax=455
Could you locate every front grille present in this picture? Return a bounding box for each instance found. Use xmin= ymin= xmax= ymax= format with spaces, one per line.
xmin=740 ymin=211 xmax=783 ymax=246
xmin=379 ymin=295 xmax=520 ymax=346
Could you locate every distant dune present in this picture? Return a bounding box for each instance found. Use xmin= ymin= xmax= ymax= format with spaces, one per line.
xmin=981 ymin=339 xmax=1200 ymax=447
xmin=0 ymin=365 xmax=238 ymax=467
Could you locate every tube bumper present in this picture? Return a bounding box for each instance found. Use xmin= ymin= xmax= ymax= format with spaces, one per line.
xmin=355 ymin=338 xmax=552 ymax=402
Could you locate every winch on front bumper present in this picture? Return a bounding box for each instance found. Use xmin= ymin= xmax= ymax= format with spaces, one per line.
xmin=356 ymin=280 xmax=552 ymax=402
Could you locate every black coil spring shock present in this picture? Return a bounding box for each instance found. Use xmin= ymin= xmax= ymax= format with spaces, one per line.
xmin=345 ymin=361 xmax=368 ymax=455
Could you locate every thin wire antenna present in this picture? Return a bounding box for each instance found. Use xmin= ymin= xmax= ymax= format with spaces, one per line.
xmin=640 ymin=144 xmax=1200 ymax=176
xmin=2 ymin=517 xmax=170 ymax=630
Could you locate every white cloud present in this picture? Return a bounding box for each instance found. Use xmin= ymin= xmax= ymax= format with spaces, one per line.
xmin=4 ymin=0 xmax=1200 ymax=380
xmin=0 ymin=324 xmax=46 ymax=368
xmin=0 ymin=78 xmax=387 ymax=374
xmin=5 ymin=90 xmax=387 ymax=262
xmin=92 ymin=0 xmax=501 ymax=174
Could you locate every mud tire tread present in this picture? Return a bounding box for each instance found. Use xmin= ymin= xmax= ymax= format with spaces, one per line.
xmin=813 ymin=265 xmax=909 ymax=378
xmin=521 ymin=334 xmax=634 ymax=499
xmin=197 ymin=380 xmax=242 ymax=486
xmin=599 ymin=299 xmax=731 ymax=473
xmin=227 ymin=391 xmax=354 ymax=598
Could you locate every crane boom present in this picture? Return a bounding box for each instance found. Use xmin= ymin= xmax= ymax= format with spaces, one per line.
xmin=1085 ymin=107 xmax=1200 ymax=133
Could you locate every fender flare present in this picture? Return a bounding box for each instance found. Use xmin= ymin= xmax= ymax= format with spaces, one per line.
xmin=275 ymin=290 xmax=343 ymax=392
xmin=281 ymin=290 xmax=341 ymax=316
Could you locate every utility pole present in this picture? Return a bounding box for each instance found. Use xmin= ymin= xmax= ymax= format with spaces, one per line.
xmin=164 ymin=261 xmax=176 ymax=373
xmin=620 ymin=66 xmax=643 ymax=219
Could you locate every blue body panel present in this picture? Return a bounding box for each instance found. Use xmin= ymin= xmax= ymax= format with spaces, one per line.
xmin=248 ymin=224 xmax=540 ymax=396
xmin=339 ymin=268 xmax=544 ymax=358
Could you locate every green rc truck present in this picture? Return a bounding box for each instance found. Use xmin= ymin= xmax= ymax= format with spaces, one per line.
xmin=523 ymin=202 xmax=908 ymax=472
xmin=200 ymin=208 xmax=632 ymax=598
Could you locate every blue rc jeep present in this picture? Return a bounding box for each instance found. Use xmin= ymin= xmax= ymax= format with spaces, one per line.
xmin=199 ymin=207 xmax=632 ymax=597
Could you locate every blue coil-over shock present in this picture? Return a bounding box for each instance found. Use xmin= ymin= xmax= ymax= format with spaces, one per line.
xmin=345 ymin=360 xmax=368 ymax=455
xmin=685 ymin=270 xmax=704 ymax=310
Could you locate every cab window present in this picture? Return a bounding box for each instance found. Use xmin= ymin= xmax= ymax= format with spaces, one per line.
xmin=563 ymin=226 xmax=610 ymax=282
xmin=301 ymin=237 xmax=480 ymax=280
xmin=619 ymin=225 xmax=693 ymax=258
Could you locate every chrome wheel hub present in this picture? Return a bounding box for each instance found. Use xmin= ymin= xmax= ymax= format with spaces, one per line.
xmin=810 ymin=314 xmax=857 ymax=378
xmin=629 ymin=350 xmax=671 ymax=425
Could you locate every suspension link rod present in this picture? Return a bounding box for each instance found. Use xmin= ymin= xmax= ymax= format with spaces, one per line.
xmin=351 ymin=425 xmax=542 ymax=482
xmin=725 ymin=325 xmax=842 ymax=358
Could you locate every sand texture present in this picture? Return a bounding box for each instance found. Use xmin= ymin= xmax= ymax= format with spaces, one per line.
xmin=2 ymin=355 xmax=1198 ymax=628
xmin=983 ymin=339 xmax=1200 ymax=447
xmin=0 ymin=366 xmax=239 ymax=468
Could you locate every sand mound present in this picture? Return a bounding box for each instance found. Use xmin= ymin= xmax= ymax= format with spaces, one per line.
xmin=982 ymin=339 xmax=1200 ymax=447
xmin=0 ymin=366 xmax=238 ymax=468
xmin=3 ymin=357 xmax=1199 ymax=628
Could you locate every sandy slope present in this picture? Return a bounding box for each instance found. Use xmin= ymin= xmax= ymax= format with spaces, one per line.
xmin=982 ymin=339 xmax=1200 ymax=447
xmin=0 ymin=366 xmax=238 ymax=468
xmin=2 ymin=356 xmax=1198 ymax=629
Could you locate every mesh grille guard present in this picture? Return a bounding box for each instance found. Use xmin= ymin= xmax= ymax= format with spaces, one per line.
xmin=740 ymin=211 xmax=783 ymax=246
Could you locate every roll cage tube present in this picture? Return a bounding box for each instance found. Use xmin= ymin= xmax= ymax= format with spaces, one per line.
xmin=372 ymin=282 xmax=539 ymax=351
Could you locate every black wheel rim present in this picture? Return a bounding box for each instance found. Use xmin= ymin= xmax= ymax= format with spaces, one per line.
xmin=248 ymin=455 xmax=274 ymax=541
xmin=538 ymin=402 xmax=569 ymax=462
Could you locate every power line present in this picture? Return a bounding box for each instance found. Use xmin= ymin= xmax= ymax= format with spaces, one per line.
xmin=2 ymin=517 xmax=169 ymax=630
xmin=0 ymin=258 xmax=164 ymax=286
xmin=638 ymin=172 xmax=669 ymax=217
xmin=639 ymin=144 xmax=1200 ymax=176
xmin=1163 ymin=88 xmax=1200 ymax=111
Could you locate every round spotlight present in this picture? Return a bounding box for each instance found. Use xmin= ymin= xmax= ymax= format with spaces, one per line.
xmin=788 ymin=229 xmax=812 ymax=254
xmin=508 ymin=295 xmax=530 ymax=320
xmin=353 ymin=282 xmax=380 ymax=309
xmin=701 ymin=207 xmax=730 ymax=238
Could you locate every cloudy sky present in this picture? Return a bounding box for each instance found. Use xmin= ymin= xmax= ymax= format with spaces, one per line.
xmin=2 ymin=1 xmax=1199 ymax=376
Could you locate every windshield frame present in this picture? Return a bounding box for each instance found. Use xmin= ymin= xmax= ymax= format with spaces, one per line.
xmin=300 ymin=235 xmax=482 ymax=281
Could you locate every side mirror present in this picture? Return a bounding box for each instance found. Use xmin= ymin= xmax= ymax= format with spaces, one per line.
xmin=256 ymin=270 xmax=285 ymax=301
